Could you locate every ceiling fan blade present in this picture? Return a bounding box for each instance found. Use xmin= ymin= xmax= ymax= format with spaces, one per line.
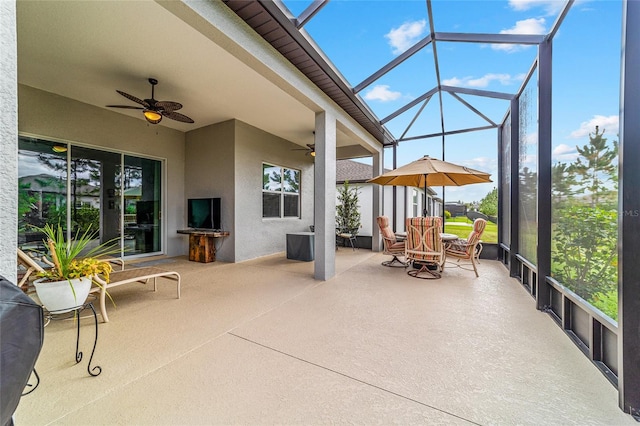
xmin=162 ymin=111 xmax=194 ymax=123
xmin=116 ymin=90 xmax=149 ymax=108
xmin=105 ymin=105 xmax=144 ymax=110
xmin=155 ymin=101 xmax=183 ymax=112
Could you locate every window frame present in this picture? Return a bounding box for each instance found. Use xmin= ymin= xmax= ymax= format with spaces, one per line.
xmin=262 ymin=162 xmax=301 ymax=219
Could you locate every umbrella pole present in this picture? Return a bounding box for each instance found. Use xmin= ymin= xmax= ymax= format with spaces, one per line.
xmin=423 ymin=174 xmax=428 ymax=217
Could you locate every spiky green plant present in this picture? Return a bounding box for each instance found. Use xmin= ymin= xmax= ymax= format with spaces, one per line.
xmin=33 ymin=223 xmax=121 ymax=301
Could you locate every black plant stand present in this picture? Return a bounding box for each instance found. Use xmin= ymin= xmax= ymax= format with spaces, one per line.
xmin=45 ymin=301 xmax=102 ymax=377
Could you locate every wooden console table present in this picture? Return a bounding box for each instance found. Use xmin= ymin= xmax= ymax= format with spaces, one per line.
xmin=177 ymin=229 xmax=230 ymax=263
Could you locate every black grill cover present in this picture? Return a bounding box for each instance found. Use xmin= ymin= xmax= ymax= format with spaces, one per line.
xmin=0 ymin=275 xmax=44 ymax=426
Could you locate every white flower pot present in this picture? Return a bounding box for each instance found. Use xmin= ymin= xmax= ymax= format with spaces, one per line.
xmin=34 ymin=276 xmax=93 ymax=313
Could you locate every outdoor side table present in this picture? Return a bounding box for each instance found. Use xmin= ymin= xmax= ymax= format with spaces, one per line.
xmin=44 ymin=301 xmax=102 ymax=377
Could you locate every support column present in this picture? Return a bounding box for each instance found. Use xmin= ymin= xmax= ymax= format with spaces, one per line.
xmin=392 ymin=143 xmax=397 ymax=232
xmin=0 ymin=2 xmax=18 ymax=283
xmin=313 ymin=111 xmax=336 ymax=281
xmin=509 ymin=97 xmax=520 ymax=278
xmin=371 ymin=151 xmax=383 ymax=252
xmin=618 ymin=0 xmax=640 ymax=415
xmin=536 ymin=39 xmax=552 ymax=309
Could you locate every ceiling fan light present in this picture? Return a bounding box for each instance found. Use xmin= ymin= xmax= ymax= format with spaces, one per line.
xmin=52 ymin=145 xmax=67 ymax=153
xmin=310 ymin=150 xmax=316 ymax=157
xmin=143 ymin=109 xmax=162 ymax=124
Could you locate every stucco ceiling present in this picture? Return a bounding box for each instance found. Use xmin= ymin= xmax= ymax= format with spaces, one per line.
xmin=16 ymin=1 xmax=364 ymax=153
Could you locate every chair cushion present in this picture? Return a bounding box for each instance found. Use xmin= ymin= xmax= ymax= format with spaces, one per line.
xmin=376 ymin=216 xmax=396 ymax=243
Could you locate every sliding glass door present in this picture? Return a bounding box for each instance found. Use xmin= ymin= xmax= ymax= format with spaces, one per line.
xmin=123 ymin=156 xmax=162 ymax=255
xmin=18 ymin=136 xmax=163 ymax=257
xmin=17 ymin=138 xmax=68 ymax=250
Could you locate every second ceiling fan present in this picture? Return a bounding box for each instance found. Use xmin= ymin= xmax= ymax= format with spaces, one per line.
xmin=106 ymin=78 xmax=194 ymax=124
xmin=292 ymin=144 xmax=315 ymax=156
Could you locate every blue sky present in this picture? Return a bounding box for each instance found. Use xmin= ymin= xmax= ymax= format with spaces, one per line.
xmin=282 ymin=0 xmax=622 ymax=203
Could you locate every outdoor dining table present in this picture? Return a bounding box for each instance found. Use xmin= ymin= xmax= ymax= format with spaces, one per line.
xmin=440 ymin=232 xmax=459 ymax=242
xmin=394 ymin=232 xmax=458 ymax=242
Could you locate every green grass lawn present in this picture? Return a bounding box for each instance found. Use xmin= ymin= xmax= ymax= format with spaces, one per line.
xmin=444 ymin=218 xmax=497 ymax=243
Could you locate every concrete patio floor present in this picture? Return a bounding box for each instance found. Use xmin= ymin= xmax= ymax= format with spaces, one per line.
xmin=14 ymin=249 xmax=633 ymax=425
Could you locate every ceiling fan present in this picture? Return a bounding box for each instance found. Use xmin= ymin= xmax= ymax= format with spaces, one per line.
xmin=292 ymin=144 xmax=315 ymax=156
xmin=106 ymin=78 xmax=194 ymax=124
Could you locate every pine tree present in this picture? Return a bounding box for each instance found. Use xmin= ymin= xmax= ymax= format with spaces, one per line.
xmin=551 ymin=162 xmax=578 ymax=209
xmin=568 ymin=126 xmax=618 ymax=207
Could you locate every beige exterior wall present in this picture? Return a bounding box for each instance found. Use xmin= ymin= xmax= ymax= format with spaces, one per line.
xmin=234 ymin=120 xmax=315 ymax=262
xmin=18 ymin=85 xmax=187 ymax=257
xmin=184 ymin=120 xmax=236 ymax=261
xmin=17 ymin=88 xmax=319 ymax=263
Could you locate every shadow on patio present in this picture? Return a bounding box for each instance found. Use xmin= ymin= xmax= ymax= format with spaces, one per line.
xmin=15 ymin=249 xmax=632 ymax=425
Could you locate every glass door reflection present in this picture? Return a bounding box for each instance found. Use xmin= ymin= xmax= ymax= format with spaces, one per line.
xmin=123 ymin=156 xmax=162 ymax=255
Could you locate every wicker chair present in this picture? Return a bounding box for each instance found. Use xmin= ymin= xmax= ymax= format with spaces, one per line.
xmin=376 ymin=216 xmax=407 ymax=267
xmin=405 ymin=216 xmax=445 ymax=279
xmin=444 ymin=218 xmax=487 ymax=277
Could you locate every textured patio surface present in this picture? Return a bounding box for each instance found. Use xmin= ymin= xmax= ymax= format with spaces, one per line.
xmin=14 ymin=249 xmax=633 ymax=425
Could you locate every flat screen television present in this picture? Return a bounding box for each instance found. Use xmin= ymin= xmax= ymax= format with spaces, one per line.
xmin=187 ymin=198 xmax=221 ymax=230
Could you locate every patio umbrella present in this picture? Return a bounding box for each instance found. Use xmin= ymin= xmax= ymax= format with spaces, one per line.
xmin=367 ymin=155 xmax=492 ymax=216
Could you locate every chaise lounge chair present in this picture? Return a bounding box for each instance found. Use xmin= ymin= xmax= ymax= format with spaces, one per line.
xmin=91 ymin=267 xmax=181 ymax=323
xmin=17 ymin=248 xmax=180 ymax=323
xmin=17 ymin=248 xmax=46 ymax=291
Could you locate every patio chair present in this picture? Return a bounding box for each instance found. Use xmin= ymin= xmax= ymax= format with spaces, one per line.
xmin=336 ymin=228 xmax=358 ymax=251
xmin=444 ymin=218 xmax=487 ymax=277
xmin=405 ymin=216 xmax=445 ymax=279
xmin=376 ymin=216 xmax=407 ymax=267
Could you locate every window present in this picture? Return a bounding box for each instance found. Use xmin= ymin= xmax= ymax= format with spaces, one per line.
xmin=262 ymin=163 xmax=300 ymax=218
xmin=412 ymin=189 xmax=419 ymax=217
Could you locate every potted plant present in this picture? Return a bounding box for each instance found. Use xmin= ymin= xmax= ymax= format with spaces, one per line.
xmin=32 ymin=223 xmax=119 ymax=313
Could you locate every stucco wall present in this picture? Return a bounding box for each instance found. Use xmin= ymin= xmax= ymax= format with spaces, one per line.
xmin=0 ymin=1 xmax=18 ymax=283
xmin=184 ymin=120 xmax=236 ymax=261
xmin=18 ymin=85 xmax=187 ymax=257
xmin=354 ymin=184 xmax=410 ymax=237
xmin=234 ymin=120 xmax=315 ymax=262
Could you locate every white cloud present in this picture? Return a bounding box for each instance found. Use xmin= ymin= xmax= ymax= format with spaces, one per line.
xmin=509 ymin=0 xmax=566 ymax=15
xmin=552 ymin=144 xmax=579 ymax=162
xmin=363 ymin=85 xmax=402 ymax=102
xmin=468 ymin=73 xmax=515 ymax=87
xmin=569 ymin=115 xmax=619 ymax=139
xmin=492 ymin=18 xmax=546 ymax=52
xmin=441 ymin=77 xmax=464 ymax=86
xmin=442 ymin=73 xmax=524 ymax=88
xmin=461 ymin=156 xmax=495 ymax=171
xmin=459 ymin=157 xmax=498 ymax=188
xmin=385 ymin=20 xmax=426 ymax=55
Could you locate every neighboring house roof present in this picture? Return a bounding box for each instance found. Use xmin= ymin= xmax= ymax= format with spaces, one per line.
xmin=336 ymin=160 xmax=436 ymax=196
xmin=19 ymin=174 xmax=97 ymax=195
xmin=336 ymin=160 xmax=384 ymax=184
